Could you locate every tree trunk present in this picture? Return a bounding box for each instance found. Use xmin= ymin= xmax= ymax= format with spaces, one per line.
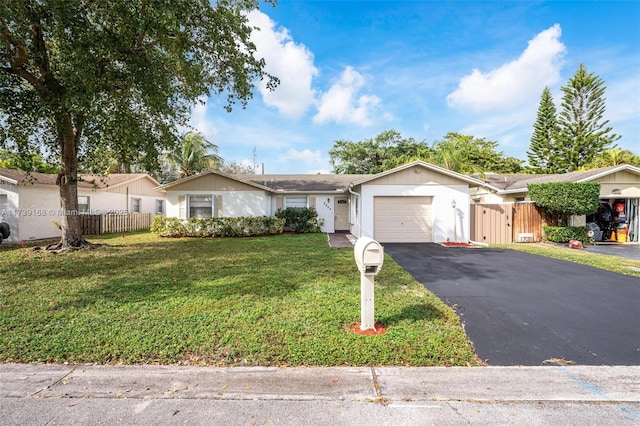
xmin=57 ymin=111 xmax=88 ymax=249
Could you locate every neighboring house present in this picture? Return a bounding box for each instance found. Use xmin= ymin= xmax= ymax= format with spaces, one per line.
xmin=470 ymin=165 xmax=640 ymax=244
xmin=0 ymin=169 xmax=165 ymax=242
xmin=155 ymin=161 xmax=489 ymax=243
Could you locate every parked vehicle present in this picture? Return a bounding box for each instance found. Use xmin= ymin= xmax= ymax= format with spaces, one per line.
xmin=0 ymin=216 xmax=10 ymax=244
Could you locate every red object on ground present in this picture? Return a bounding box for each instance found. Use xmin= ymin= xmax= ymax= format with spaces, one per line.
xmin=569 ymin=240 xmax=584 ymax=250
xmin=350 ymin=323 xmax=388 ymax=336
xmin=441 ymin=242 xmax=473 ymax=247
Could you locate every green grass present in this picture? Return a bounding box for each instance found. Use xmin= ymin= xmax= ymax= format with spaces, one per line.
xmin=498 ymin=243 xmax=640 ymax=278
xmin=0 ymin=232 xmax=477 ymax=366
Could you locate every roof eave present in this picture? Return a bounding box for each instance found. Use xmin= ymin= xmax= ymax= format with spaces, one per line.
xmin=576 ymin=164 xmax=640 ymax=182
xmin=155 ymin=169 xmax=274 ymax=192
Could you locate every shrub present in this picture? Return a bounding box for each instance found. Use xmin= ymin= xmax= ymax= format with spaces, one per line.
xmin=528 ymin=182 xmax=600 ymax=225
xmin=275 ymin=207 xmax=324 ymax=233
xmin=543 ymin=226 xmax=594 ymax=244
xmin=151 ymin=216 xmax=285 ymax=238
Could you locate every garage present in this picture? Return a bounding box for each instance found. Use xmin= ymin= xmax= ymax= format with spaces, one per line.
xmin=374 ymin=196 xmax=433 ymax=243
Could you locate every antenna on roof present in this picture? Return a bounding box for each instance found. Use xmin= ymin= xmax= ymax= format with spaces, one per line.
xmin=252 ymin=147 xmax=257 ymax=173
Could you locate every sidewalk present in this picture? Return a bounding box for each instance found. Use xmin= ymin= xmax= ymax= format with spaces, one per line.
xmin=2 ymin=364 xmax=639 ymax=425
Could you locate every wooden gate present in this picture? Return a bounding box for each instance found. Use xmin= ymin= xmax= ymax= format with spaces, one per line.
xmin=470 ymin=202 xmax=557 ymax=244
xmin=470 ymin=204 xmax=513 ymax=244
xmin=512 ymin=202 xmax=556 ymax=243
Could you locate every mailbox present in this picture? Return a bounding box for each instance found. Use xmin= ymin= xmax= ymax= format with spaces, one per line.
xmin=354 ymin=237 xmax=384 ymax=275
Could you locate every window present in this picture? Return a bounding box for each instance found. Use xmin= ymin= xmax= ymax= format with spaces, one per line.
xmin=155 ymin=199 xmax=165 ymax=214
xmin=78 ymin=196 xmax=90 ymax=213
xmin=0 ymin=194 xmax=7 ymax=210
xmin=131 ymin=198 xmax=141 ymax=213
xmin=188 ymin=195 xmax=212 ymax=218
xmin=285 ymin=196 xmax=307 ymax=209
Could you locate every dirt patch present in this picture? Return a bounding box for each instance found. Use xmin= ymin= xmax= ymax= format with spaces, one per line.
xmin=350 ymin=323 xmax=388 ymax=336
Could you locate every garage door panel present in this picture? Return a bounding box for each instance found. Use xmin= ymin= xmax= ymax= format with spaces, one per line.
xmin=374 ymin=196 xmax=433 ymax=243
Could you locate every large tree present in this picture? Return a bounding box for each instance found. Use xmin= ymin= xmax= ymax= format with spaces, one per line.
xmin=527 ymin=87 xmax=561 ymax=173
xmin=429 ymin=132 xmax=524 ymax=175
xmin=556 ymin=64 xmax=620 ymax=172
xmin=0 ymin=0 xmax=277 ymax=249
xmin=329 ymin=130 xmax=431 ymax=174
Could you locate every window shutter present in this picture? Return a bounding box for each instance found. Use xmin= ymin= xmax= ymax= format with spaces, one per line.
xmin=178 ymin=195 xmax=186 ymax=219
xmin=308 ymin=196 xmax=316 ymax=208
xmin=214 ymin=195 xmax=223 ymax=217
xmin=275 ymin=196 xmax=283 ymax=211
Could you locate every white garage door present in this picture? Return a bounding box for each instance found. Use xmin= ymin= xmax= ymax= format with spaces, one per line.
xmin=374 ymin=196 xmax=433 ymax=243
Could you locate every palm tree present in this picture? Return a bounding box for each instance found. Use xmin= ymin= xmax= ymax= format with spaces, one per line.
xmin=587 ymin=148 xmax=640 ymax=168
xmin=166 ymin=132 xmax=222 ymax=178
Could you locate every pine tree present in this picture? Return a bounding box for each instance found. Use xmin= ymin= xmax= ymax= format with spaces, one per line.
xmin=528 ymin=87 xmax=560 ymax=173
xmin=556 ymin=64 xmax=620 ymax=172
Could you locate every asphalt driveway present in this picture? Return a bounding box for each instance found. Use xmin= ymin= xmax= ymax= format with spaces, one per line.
xmin=383 ymin=244 xmax=640 ymax=366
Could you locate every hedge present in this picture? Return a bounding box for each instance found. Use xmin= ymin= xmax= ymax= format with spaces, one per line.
xmin=528 ymin=182 xmax=600 ymax=221
xmin=275 ymin=207 xmax=323 ymax=233
xmin=542 ymin=226 xmax=594 ymax=244
xmin=151 ymin=216 xmax=285 ymax=238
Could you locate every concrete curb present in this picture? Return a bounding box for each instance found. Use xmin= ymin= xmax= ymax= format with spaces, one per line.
xmin=2 ymin=364 xmax=640 ymax=425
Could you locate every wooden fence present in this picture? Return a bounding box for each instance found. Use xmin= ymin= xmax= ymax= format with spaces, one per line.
xmin=470 ymin=203 xmax=557 ymax=244
xmin=80 ymin=213 xmax=152 ymax=235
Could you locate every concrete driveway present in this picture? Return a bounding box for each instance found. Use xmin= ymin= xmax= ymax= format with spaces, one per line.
xmin=383 ymin=244 xmax=640 ymax=366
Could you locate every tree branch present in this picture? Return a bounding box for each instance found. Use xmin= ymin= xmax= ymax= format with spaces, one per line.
xmin=1 ymin=24 xmax=28 ymax=67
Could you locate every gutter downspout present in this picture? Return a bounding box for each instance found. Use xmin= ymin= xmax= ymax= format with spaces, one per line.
xmin=348 ymin=184 xmax=361 ymax=238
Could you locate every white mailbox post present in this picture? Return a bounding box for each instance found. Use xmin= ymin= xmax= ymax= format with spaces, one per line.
xmin=354 ymin=237 xmax=384 ymax=331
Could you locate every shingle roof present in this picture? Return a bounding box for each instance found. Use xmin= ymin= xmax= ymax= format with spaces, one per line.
xmin=478 ymin=165 xmax=640 ymax=192
xmin=243 ymin=174 xmax=370 ymax=192
xmin=0 ymin=168 xmax=157 ymax=189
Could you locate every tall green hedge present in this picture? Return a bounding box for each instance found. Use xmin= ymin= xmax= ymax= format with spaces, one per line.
xmin=528 ymin=182 xmax=600 ymax=223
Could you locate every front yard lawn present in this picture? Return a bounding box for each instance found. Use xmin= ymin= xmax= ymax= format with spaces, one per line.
xmin=0 ymin=232 xmax=478 ymax=366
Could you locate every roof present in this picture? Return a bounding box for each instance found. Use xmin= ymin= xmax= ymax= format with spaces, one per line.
xmin=479 ymin=165 xmax=640 ymax=193
xmin=244 ymin=174 xmax=369 ymax=192
xmin=0 ymin=168 xmax=159 ymax=189
xmin=154 ymin=169 xmax=275 ymax=192
xmin=156 ymin=160 xmax=497 ymax=193
xmin=351 ymin=160 xmax=492 ymax=188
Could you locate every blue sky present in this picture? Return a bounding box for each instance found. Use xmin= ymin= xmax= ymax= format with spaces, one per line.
xmin=192 ymin=1 xmax=640 ymax=174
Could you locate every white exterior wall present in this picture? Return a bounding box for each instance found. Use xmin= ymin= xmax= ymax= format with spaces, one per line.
xmin=79 ymin=190 xmax=164 ymax=216
xmin=223 ymin=191 xmax=270 ymax=217
xmin=0 ymin=183 xmax=166 ymax=242
xmin=312 ymin=194 xmax=336 ymax=233
xmin=359 ymin=184 xmax=470 ymax=243
xmin=15 ymin=184 xmax=62 ymax=241
xmin=164 ymin=190 xmax=269 ymax=219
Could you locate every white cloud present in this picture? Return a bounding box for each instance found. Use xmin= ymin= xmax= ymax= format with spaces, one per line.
xmin=247 ymin=10 xmax=318 ymax=119
xmin=187 ymin=97 xmax=218 ymax=141
xmin=280 ymin=148 xmax=324 ymax=164
xmin=313 ymin=66 xmax=381 ymax=126
xmin=447 ymin=24 xmax=566 ymax=112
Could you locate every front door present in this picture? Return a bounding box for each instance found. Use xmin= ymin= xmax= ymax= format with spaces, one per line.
xmin=334 ymin=197 xmax=350 ymax=231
